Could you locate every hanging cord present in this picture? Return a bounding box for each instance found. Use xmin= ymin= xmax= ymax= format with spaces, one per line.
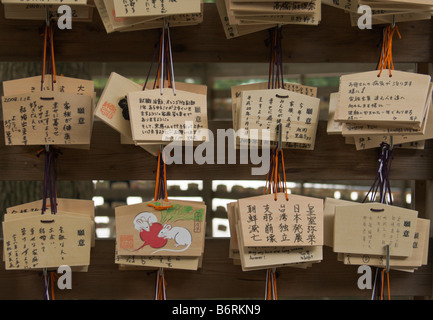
xmin=265 ymin=268 xmax=278 ymax=300
xmin=41 ymin=18 xmax=57 ymax=91
xmin=166 ymin=23 xmax=176 ymax=95
xmin=152 ymin=151 xmax=169 ymax=300
xmin=154 ymin=32 xmax=163 ymax=90
xmin=148 ymin=22 xmax=175 ymax=203
xmin=153 ymin=148 xmax=169 ymax=203
xmin=149 ymin=22 xmax=177 ymax=301
xmin=363 ymin=143 xmax=394 ymax=300
xmin=377 ymin=21 xmax=401 ymax=78
xmin=151 ymin=148 xmax=172 ymax=208
xmin=265 ymin=25 xmax=288 ymax=201
xmin=151 ymin=21 xmax=175 ymax=93
xmin=49 ymin=25 xmax=57 ymax=85
xmin=38 ymin=145 xmax=60 ymax=300
xmin=42 ymin=269 xmax=60 ymax=300
xmin=39 ymin=147 xmax=59 ymax=300
xmin=264 ymin=146 xmax=289 ymax=201
xmin=159 ymin=20 xmax=166 ymax=95
xmin=37 ymin=146 xmax=60 ymax=215
xmin=267 ymin=26 xmax=284 ymax=90
xmin=366 ymin=20 xmax=397 ymax=204
xmin=151 ymin=148 xmax=171 ymax=300
xmin=370 ymin=23 xmax=399 ymax=296
xmin=263 ymin=129 xmax=289 ymax=300
xmin=263 ymin=25 xmax=290 ymax=300
xmin=42 ymin=268 xmax=50 ymax=300
xmin=143 ymin=35 xmax=161 ymax=91
xmin=380 ymin=268 xmax=391 ymax=300
xmin=155 ymin=267 xmax=167 ymax=300
xmin=41 ymin=25 xmax=48 ymax=91
xmin=362 ymin=142 xmax=394 ymax=205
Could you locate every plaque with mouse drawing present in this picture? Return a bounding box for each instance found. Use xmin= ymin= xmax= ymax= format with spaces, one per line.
xmin=115 ymin=200 xmax=206 ymax=258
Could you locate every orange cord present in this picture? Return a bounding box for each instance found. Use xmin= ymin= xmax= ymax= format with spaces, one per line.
xmin=165 ymin=39 xmax=171 ymax=88
xmin=263 ymin=146 xmax=288 ymax=300
xmin=153 ymin=149 xmax=169 ymax=203
xmin=154 ymin=151 xmax=161 ymax=201
xmin=264 ymin=147 xmax=288 ymax=201
xmin=380 ymin=268 xmax=391 ymax=300
xmin=49 ymin=271 xmax=59 ymax=300
xmin=280 ymin=151 xmax=289 ymax=201
xmin=156 ymin=269 xmax=167 ymax=300
xmin=163 ymin=149 xmax=168 ymax=201
xmin=273 ymin=270 xmax=278 ymax=300
xmin=266 ymin=268 xmax=278 ymax=300
xmin=42 ymin=25 xmax=48 ymax=86
xmin=41 ymin=25 xmax=57 ymax=87
xmin=377 ymin=25 xmax=401 ymax=77
xmin=148 ymin=203 xmax=173 ymax=211
xmin=50 ymin=25 xmax=57 ymax=83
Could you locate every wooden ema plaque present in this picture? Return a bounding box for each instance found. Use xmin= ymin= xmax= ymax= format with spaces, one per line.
xmin=237 ymin=193 xmax=324 ymax=248
xmin=115 ymin=200 xmax=206 ymax=258
xmin=343 ymin=218 xmax=430 ymax=269
xmin=2 ymin=91 xmax=92 ymax=146
xmin=128 ymin=88 xmax=208 ymax=143
xmin=334 ymin=203 xmax=418 ymax=257
xmin=335 ymin=70 xmax=431 ymax=127
xmin=6 ymin=198 xmax=96 ymax=247
xmin=113 ymin=0 xmax=201 ymax=18
xmin=2 ymin=212 xmax=92 ymax=270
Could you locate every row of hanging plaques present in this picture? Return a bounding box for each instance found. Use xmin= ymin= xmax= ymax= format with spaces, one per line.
xmin=2 ymin=0 xmax=433 ymax=37
xmin=2 ymin=43 xmax=432 ymax=151
xmin=1 ymin=67 xmax=430 ymax=275
xmin=226 ymin=194 xmax=429 ymax=273
xmin=0 ymin=0 xmax=432 ymax=299
xmin=2 ymin=193 xmax=429 ymax=274
xmin=1 ymin=35 xmax=432 ymax=275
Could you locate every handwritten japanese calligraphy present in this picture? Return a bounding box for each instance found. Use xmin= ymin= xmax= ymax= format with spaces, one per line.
xmin=2 ymin=213 xmax=92 ymax=270
xmin=334 ymin=203 xmax=418 ymax=257
xmin=2 ymin=92 xmax=92 ymax=146
xmin=113 ymin=0 xmax=201 ymax=18
xmin=237 ymin=193 xmax=323 ymax=248
xmin=335 ymin=70 xmax=431 ymax=127
xmin=128 ymin=89 xmax=208 ymax=143
xmin=239 ymin=88 xmax=320 ymax=149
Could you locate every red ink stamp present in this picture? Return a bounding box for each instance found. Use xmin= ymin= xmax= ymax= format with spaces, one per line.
xmin=120 ymin=235 xmax=133 ymax=249
xmin=100 ymin=101 xmax=116 ymax=119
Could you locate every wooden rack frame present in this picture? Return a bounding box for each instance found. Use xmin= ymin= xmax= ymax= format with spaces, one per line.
xmin=0 ymin=3 xmax=432 ymax=299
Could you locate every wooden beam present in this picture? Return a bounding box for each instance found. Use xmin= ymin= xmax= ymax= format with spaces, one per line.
xmin=0 ymin=239 xmax=430 ymax=299
xmin=0 ymin=4 xmax=431 ymax=63
xmin=0 ymin=120 xmax=432 ymax=181
xmin=88 ymin=62 xmax=417 ymax=80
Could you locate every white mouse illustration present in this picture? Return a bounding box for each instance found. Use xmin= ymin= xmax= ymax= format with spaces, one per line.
xmin=133 ymin=212 xmax=158 ymax=232
xmin=151 ymin=224 xmax=192 ymax=254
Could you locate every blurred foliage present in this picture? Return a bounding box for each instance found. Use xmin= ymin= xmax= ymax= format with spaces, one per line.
xmin=304 ymin=76 xmax=340 ymax=87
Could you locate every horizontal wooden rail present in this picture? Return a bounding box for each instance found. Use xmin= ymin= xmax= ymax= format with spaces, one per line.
xmin=0 ymin=238 xmax=430 ymax=299
xmin=0 ymin=4 xmax=431 ymax=63
xmin=0 ymin=120 xmax=432 ymax=181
